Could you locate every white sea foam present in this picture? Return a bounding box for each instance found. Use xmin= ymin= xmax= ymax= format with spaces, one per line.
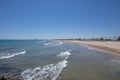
xmin=21 ymin=60 xmax=68 ymax=80
xmin=21 ymin=50 xmax=71 ymax=80
xmin=56 ymin=50 xmax=71 ymax=59
xmin=52 ymin=42 xmax=63 ymax=46
xmin=0 ymin=51 xmax=26 ymax=59
xmin=44 ymin=41 xmax=63 ymax=46
xmin=44 ymin=42 xmax=54 ymax=46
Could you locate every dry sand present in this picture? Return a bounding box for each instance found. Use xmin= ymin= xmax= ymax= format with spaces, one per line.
xmin=62 ymin=40 xmax=120 ymax=56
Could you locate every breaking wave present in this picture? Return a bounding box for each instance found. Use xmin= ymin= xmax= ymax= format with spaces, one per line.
xmin=21 ymin=50 xmax=71 ymax=80
xmin=21 ymin=60 xmax=67 ymax=80
xmin=44 ymin=42 xmax=54 ymax=46
xmin=44 ymin=41 xmax=63 ymax=46
xmin=0 ymin=51 xmax=26 ymax=59
xmin=56 ymin=49 xmax=71 ymax=59
xmin=52 ymin=42 xmax=63 ymax=46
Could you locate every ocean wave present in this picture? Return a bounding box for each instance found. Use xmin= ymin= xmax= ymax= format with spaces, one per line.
xmin=56 ymin=49 xmax=71 ymax=59
xmin=52 ymin=41 xmax=63 ymax=46
xmin=44 ymin=41 xmax=63 ymax=46
xmin=21 ymin=50 xmax=71 ymax=80
xmin=21 ymin=60 xmax=68 ymax=80
xmin=0 ymin=51 xmax=26 ymax=59
xmin=44 ymin=42 xmax=54 ymax=46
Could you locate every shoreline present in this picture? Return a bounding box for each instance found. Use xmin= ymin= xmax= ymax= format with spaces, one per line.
xmin=1 ymin=40 xmax=120 ymax=80
xmin=61 ymin=40 xmax=120 ymax=57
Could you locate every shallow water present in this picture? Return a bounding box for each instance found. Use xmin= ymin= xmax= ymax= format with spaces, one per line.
xmin=0 ymin=40 xmax=120 ymax=80
xmin=0 ymin=40 xmax=70 ymax=79
xmin=58 ymin=44 xmax=120 ymax=80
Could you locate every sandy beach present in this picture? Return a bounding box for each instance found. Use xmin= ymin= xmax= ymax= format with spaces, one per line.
xmin=61 ymin=40 xmax=120 ymax=56
xmin=57 ymin=40 xmax=120 ymax=80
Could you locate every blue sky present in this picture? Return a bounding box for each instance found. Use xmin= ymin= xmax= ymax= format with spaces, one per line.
xmin=0 ymin=0 xmax=120 ymax=39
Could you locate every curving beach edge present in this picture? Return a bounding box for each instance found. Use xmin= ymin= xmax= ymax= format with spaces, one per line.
xmin=60 ymin=40 xmax=120 ymax=56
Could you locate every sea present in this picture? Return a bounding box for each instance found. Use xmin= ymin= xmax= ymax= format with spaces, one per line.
xmin=0 ymin=40 xmax=120 ymax=80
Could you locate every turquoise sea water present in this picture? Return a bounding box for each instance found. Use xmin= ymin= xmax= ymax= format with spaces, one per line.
xmin=0 ymin=40 xmax=71 ymax=80
xmin=0 ymin=40 xmax=120 ymax=80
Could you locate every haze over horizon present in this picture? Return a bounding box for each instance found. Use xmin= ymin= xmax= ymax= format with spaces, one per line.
xmin=0 ymin=0 xmax=120 ymax=39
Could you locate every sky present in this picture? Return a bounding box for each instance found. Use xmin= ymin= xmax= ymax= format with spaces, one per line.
xmin=0 ymin=0 xmax=120 ymax=39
